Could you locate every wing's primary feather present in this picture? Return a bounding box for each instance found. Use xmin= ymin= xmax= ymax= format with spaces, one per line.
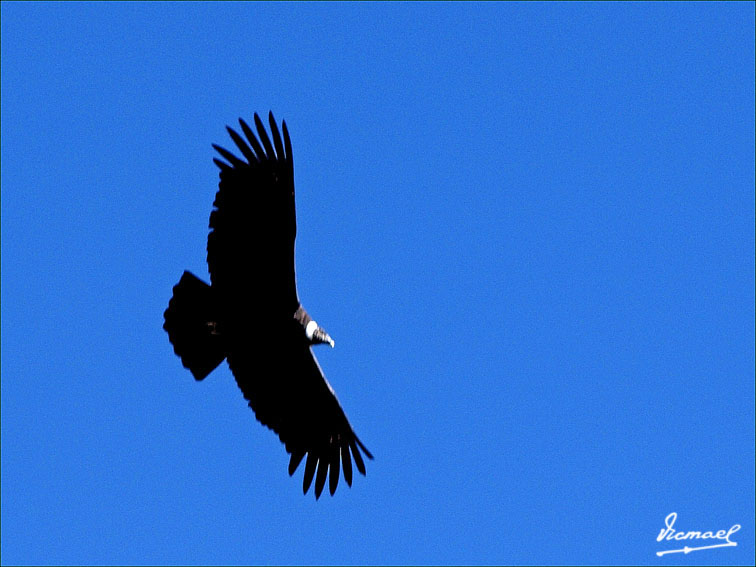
xmin=239 ymin=117 xmax=266 ymax=162
xmin=254 ymin=112 xmax=276 ymax=160
xmin=211 ymin=144 xmax=246 ymax=168
xmin=226 ymin=126 xmax=258 ymax=163
xmin=268 ymin=112 xmax=286 ymax=162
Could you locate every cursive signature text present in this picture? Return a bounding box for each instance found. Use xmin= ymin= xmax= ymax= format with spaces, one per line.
xmin=656 ymin=512 xmax=740 ymax=556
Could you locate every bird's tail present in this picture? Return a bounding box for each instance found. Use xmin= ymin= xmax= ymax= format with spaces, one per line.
xmin=163 ymin=271 xmax=226 ymax=381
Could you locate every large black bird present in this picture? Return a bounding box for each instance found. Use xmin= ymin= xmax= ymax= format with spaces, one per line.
xmin=163 ymin=112 xmax=372 ymax=499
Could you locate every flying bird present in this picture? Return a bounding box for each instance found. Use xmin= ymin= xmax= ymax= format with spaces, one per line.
xmin=163 ymin=111 xmax=372 ymax=499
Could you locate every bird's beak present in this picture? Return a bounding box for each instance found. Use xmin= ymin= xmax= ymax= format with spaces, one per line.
xmin=323 ymin=332 xmax=335 ymax=348
xmin=313 ymin=327 xmax=335 ymax=348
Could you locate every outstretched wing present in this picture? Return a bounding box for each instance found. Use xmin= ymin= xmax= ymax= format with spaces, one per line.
xmin=207 ymin=111 xmax=298 ymax=314
xmin=226 ymin=333 xmax=373 ymax=499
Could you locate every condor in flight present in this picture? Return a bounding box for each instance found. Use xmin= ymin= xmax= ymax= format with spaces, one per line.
xmin=163 ymin=112 xmax=372 ymax=499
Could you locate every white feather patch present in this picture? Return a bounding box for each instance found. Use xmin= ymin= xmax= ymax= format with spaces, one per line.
xmin=305 ymin=319 xmax=318 ymax=340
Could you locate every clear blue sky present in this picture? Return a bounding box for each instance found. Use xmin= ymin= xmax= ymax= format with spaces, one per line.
xmin=2 ymin=3 xmax=754 ymax=565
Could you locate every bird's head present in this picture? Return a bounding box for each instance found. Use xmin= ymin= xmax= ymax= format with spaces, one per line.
xmin=305 ymin=319 xmax=335 ymax=348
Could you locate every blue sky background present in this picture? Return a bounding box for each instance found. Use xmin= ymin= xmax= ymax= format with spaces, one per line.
xmin=2 ymin=3 xmax=754 ymax=565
